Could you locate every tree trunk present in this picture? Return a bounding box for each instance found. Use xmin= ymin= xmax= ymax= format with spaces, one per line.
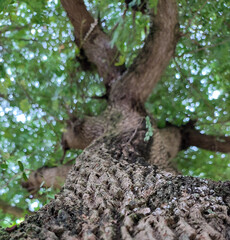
xmin=2 ymin=0 xmax=230 ymax=239
xmin=3 ymin=106 xmax=230 ymax=240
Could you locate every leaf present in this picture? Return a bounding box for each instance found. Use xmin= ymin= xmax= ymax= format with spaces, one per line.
xmin=111 ymin=19 xmax=123 ymax=47
xmin=128 ymin=0 xmax=141 ymax=8
xmin=2 ymin=152 xmax=10 ymax=159
xmin=111 ymin=29 xmax=120 ymax=47
xmin=20 ymin=80 xmax=27 ymax=88
xmin=40 ymin=181 xmax=45 ymax=188
xmin=18 ymin=161 xmax=24 ymax=172
xmin=75 ymin=47 xmax=80 ymax=56
xmin=0 ymin=83 xmax=8 ymax=95
xmin=52 ymin=99 xmax=59 ymax=111
xmin=115 ymin=55 xmax=125 ymax=66
xmin=0 ymin=0 xmax=11 ymax=11
xmin=149 ymin=0 xmax=159 ymax=14
xmin=19 ymin=99 xmax=31 ymax=112
xmin=4 ymin=76 xmax=12 ymax=87
xmin=0 ymin=163 xmax=8 ymax=169
xmin=22 ymin=172 xmax=28 ymax=181
xmin=144 ymin=116 xmax=154 ymax=142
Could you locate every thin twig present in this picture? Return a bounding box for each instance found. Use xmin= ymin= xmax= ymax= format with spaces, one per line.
xmin=173 ymin=58 xmax=213 ymax=110
xmin=0 ymin=94 xmax=10 ymax=101
xmin=183 ymin=0 xmax=209 ymax=37
xmin=0 ymin=24 xmax=31 ymax=34
xmin=16 ymin=80 xmax=60 ymax=139
xmin=177 ymin=39 xmax=230 ymax=58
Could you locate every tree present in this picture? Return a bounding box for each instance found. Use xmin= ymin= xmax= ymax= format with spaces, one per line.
xmin=0 ymin=0 xmax=230 ymax=239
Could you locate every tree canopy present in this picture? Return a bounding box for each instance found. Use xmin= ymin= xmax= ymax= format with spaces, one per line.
xmin=0 ymin=0 xmax=230 ymax=228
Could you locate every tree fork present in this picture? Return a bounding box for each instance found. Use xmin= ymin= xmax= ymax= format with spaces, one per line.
xmin=60 ymin=0 xmax=126 ymax=87
xmin=22 ymin=115 xmax=230 ymax=193
xmin=110 ymin=0 xmax=180 ymax=104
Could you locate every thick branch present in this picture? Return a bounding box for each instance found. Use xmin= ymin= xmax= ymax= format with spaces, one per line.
xmin=161 ymin=121 xmax=230 ymax=154
xmin=181 ymin=127 xmax=230 ymax=153
xmin=61 ymin=109 xmax=181 ymax=174
xmin=0 ymin=199 xmax=26 ymax=218
xmin=21 ymin=164 xmax=72 ymax=194
xmin=111 ymin=0 xmax=179 ymax=103
xmin=0 ymin=93 xmax=10 ymax=101
xmin=61 ymin=115 xmax=105 ymax=151
xmin=60 ymin=0 xmax=125 ymax=88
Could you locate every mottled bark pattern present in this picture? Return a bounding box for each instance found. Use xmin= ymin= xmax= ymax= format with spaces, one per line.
xmin=4 ymin=145 xmax=230 ymax=239
xmin=5 ymin=105 xmax=230 ymax=240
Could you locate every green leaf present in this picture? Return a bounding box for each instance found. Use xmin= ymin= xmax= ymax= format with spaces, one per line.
xmin=0 ymin=163 xmax=8 ymax=169
xmin=115 ymin=55 xmax=125 ymax=66
xmin=19 ymin=99 xmax=31 ymax=112
xmin=144 ymin=116 xmax=154 ymax=142
xmin=75 ymin=47 xmax=80 ymax=56
xmin=20 ymin=80 xmax=27 ymax=88
xmin=52 ymin=99 xmax=59 ymax=111
xmin=149 ymin=0 xmax=159 ymax=14
xmin=0 ymin=83 xmax=8 ymax=95
xmin=18 ymin=161 xmax=24 ymax=172
xmin=0 ymin=0 xmax=11 ymax=11
xmin=22 ymin=172 xmax=28 ymax=181
xmin=2 ymin=152 xmax=10 ymax=159
xmin=0 ymin=77 xmax=11 ymax=95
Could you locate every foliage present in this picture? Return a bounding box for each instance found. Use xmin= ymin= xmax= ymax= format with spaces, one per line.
xmin=144 ymin=116 xmax=153 ymax=142
xmin=0 ymin=0 xmax=229 ymax=227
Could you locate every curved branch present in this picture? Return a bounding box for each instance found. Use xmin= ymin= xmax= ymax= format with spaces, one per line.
xmin=163 ymin=120 xmax=230 ymax=153
xmin=111 ymin=0 xmax=180 ymax=103
xmin=21 ymin=164 xmax=72 ymax=194
xmin=181 ymin=127 xmax=230 ymax=153
xmin=60 ymin=0 xmax=125 ymax=89
xmin=0 ymin=199 xmax=27 ymax=218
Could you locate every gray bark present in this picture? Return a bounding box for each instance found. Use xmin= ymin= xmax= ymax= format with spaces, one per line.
xmin=3 ymin=105 xmax=230 ymax=240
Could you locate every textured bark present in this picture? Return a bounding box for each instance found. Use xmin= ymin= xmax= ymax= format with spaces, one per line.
xmin=4 ymin=138 xmax=230 ymax=239
xmin=62 ymin=116 xmax=105 ymax=150
xmin=23 ymin=121 xmax=230 ymax=193
xmin=10 ymin=101 xmax=230 ymax=240
xmin=62 ymin=105 xmax=181 ymax=173
xmin=25 ymin=120 xmax=181 ymax=194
